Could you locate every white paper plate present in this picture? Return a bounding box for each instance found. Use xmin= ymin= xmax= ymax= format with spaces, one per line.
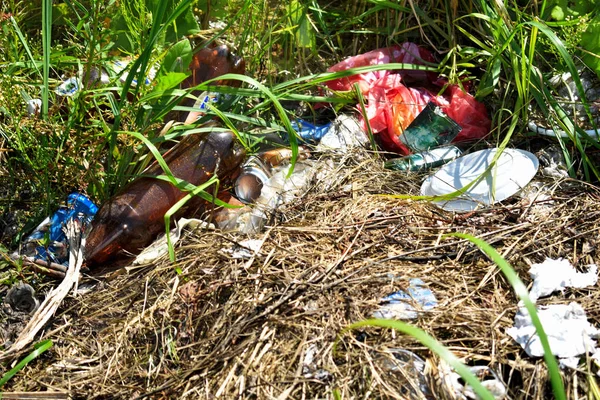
xmin=420 ymin=148 xmax=539 ymax=212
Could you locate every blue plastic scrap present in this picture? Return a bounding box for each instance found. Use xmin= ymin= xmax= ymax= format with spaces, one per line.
xmin=287 ymin=119 xmax=332 ymax=144
xmin=373 ymin=278 xmax=438 ymax=320
xmin=24 ymin=193 xmax=98 ymax=266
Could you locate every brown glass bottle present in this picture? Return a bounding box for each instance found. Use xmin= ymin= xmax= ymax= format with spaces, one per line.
xmin=173 ymin=44 xmax=246 ymax=122
xmin=84 ymin=130 xmax=245 ymax=268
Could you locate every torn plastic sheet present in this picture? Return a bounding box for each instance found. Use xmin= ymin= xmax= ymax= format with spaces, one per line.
xmin=373 ymin=278 xmax=437 ymax=320
xmin=507 ymin=302 xmax=600 ymax=359
xmin=317 ymin=114 xmax=370 ymax=152
xmin=324 ymin=42 xmax=491 ymax=155
xmin=290 ymin=119 xmax=332 ymax=144
xmin=527 ymin=258 xmax=598 ymax=303
xmin=377 ymin=348 xmax=431 ymax=398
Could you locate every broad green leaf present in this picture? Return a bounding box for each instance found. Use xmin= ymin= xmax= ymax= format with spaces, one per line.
xmin=160 ymin=39 xmax=193 ymax=75
xmin=153 ymin=72 xmax=189 ymax=92
xmin=581 ymin=19 xmax=600 ymax=77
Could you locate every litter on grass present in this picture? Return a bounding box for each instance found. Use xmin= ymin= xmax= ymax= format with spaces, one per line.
xmin=397 ymin=102 xmax=462 ymax=152
xmin=507 ymin=302 xmax=600 ymax=361
xmin=438 ymin=360 xmax=507 ymax=400
xmin=133 ymin=218 xmax=214 ymax=265
xmin=385 ymin=145 xmax=462 ymax=172
xmin=4 ymin=282 xmax=39 ymax=314
xmin=26 ymin=98 xmax=42 ymax=116
xmin=325 ymin=42 xmax=491 ymax=155
xmin=220 ymin=238 xmax=266 ymax=260
xmin=507 ymin=258 xmax=599 ymax=367
xmin=316 ymin=114 xmax=369 ymax=152
xmin=19 ymin=193 xmax=97 ymax=266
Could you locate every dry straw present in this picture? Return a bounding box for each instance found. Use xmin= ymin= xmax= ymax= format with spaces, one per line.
xmin=3 ymin=146 xmax=600 ymax=399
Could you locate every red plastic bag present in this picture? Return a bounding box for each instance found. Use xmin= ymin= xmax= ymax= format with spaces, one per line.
xmin=444 ymin=85 xmax=491 ymax=143
xmin=325 ymin=42 xmax=491 ymax=155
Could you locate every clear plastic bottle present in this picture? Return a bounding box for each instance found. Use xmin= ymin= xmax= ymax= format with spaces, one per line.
xmin=384 ymin=146 xmax=462 ymax=172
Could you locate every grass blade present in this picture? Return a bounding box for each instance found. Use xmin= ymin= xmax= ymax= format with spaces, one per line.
xmin=336 ymin=319 xmax=496 ymax=400
xmin=9 ymin=17 xmax=42 ymax=79
xmin=445 ymin=232 xmax=566 ymax=400
xmin=41 ymin=0 xmax=53 ymax=120
xmin=0 ymin=339 xmax=53 ymax=388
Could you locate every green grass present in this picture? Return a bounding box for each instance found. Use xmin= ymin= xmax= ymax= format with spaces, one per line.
xmin=0 ymin=339 xmax=53 ymax=388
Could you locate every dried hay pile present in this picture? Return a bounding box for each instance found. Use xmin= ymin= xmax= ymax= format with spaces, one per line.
xmin=4 ymin=144 xmax=600 ymax=399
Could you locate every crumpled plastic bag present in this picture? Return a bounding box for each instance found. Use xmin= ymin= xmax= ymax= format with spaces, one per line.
xmin=325 ymin=42 xmax=491 ymax=155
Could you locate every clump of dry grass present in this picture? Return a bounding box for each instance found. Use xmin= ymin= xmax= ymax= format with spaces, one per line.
xmin=3 ymin=145 xmax=600 ymax=399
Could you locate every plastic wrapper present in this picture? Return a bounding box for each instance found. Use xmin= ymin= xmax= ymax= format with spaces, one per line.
xmin=325 ymin=42 xmax=491 ymax=155
xmin=21 ymin=193 xmax=98 ymax=265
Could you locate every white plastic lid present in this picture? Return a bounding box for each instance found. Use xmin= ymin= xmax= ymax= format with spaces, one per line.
xmin=420 ymin=148 xmax=539 ymax=212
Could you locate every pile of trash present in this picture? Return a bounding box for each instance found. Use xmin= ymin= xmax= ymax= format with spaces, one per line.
xmin=15 ymin=41 xmax=502 ymax=273
xmin=3 ymin=39 xmax=600 ymax=399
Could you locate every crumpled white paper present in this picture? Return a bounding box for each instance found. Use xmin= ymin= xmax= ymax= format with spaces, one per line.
xmin=507 ymin=302 xmax=600 ymax=359
xmin=507 ymin=258 xmax=599 ymax=368
xmin=527 ymin=258 xmax=597 ymax=303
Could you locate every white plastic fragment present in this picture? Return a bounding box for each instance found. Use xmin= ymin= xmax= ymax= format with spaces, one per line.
xmin=55 ymin=77 xmax=80 ymax=96
xmin=220 ymin=239 xmax=265 ymax=260
xmin=507 ymin=302 xmax=600 ymax=359
xmin=527 ymin=258 xmax=597 ymax=303
xmin=317 ymin=114 xmax=369 ymax=152
xmin=302 ymin=343 xmax=331 ymax=381
xmin=26 ymin=99 xmax=42 ymax=116
xmin=372 ymin=278 xmax=437 ymax=320
xmin=133 ymin=218 xmax=214 ymax=265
